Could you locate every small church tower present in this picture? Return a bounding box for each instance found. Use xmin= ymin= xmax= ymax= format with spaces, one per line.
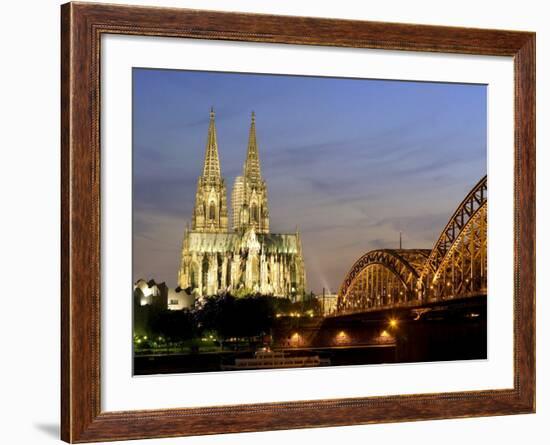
xmin=192 ymin=108 xmax=228 ymax=232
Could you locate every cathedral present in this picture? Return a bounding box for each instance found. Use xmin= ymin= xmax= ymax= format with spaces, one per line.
xmin=177 ymin=109 xmax=306 ymax=299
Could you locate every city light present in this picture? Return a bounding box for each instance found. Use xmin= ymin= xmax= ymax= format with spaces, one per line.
xmin=130 ymin=89 xmax=488 ymax=375
xmin=290 ymin=332 xmax=302 ymax=347
xmin=334 ymin=330 xmax=350 ymax=346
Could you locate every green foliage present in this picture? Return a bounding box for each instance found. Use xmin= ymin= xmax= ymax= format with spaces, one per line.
xmin=232 ymin=287 xmax=254 ymax=298
xmin=151 ymin=309 xmax=196 ymax=342
xmin=134 ymin=294 xmax=320 ymax=350
xmin=269 ymin=294 xmax=322 ymax=315
xmin=197 ymin=294 xmax=275 ymax=340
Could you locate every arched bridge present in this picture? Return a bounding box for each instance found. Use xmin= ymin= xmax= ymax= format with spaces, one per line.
xmin=336 ymin=176 xmax=487 ymax=315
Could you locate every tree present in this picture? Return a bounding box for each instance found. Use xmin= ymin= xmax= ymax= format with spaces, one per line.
xmin=195 ymin=295 xmax=276 ymax=341
xmin=151 ymin=309 xmax=196 ymax=342
xmin=233 ymin=296 xmax=274 ymax=338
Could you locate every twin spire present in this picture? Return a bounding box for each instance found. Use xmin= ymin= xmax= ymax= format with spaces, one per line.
xmin=243 ymin=111 xmax=262 ymax=181
xmin=201 ymin=107 xmax=222 ymax=180
xmin=195 ymin=108 xmax=270 ymax=234
xmin=201 ymin=108 xmax=262 ymax=182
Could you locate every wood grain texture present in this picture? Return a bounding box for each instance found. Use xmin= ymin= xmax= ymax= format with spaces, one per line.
xmin=60 ymin=2 xmax=536 ymax=442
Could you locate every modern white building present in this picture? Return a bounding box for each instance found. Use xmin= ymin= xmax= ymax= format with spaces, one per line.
xmin=167 ymin=287 xmax=195 ymax=310
xmin=134 ymin=279 xmax=195 ymax=311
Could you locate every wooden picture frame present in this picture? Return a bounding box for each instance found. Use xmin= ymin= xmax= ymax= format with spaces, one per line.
xmin=61 ymin=2 xmax=535 ymax=442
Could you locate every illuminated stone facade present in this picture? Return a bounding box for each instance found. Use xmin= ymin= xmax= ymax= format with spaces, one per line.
xmin=178 ymin=110 xmax=306 ymax=299
xmin=231 ymin=112 xmax=270 ymax=234
xmin=191 ymin=108 xmax=229 ymax=233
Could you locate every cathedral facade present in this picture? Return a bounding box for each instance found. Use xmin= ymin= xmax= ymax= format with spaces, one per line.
xmin=177 ymin=109 xmax=306 ymax=299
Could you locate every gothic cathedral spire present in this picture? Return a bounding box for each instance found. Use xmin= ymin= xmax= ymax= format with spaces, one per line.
xmin=179 ymin=110 xmax=305 ymax=299
xmin=202 ymin=107 xmax=222 ymax=180
xmin=232 ymin=111 xmax=270 ymax=233
xmin=192 ymin=107 xmax=228 ymax=232
xmin=243 ymin=111 xmax=262 ymax=181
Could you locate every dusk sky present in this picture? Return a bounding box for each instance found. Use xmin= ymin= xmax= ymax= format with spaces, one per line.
xmin=133 ymin=68 xmax=486 ymax=294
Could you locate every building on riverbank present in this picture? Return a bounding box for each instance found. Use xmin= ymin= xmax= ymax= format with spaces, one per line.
xmin=178 ymin=109 xmax=306 ymax=299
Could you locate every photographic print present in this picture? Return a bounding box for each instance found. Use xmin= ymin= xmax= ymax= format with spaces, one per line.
xmin=132 ymin=68 xmax=487 ymax=375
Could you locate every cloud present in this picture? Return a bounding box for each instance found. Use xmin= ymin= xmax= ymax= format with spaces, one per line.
xmin=131 ymin=69 xmax=487 ymax=292
xmin=265 ymin=139 xmax=357 ymax=170
xmin=370 ymin=212 xmax=450 ymax=241
xmin=134 ymin=175 xmax=197 ymax=218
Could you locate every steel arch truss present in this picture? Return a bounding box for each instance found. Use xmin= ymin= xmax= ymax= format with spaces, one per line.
xmin=424 ymin=176 xmax=487 ymax=275
xmin=419 ymin=202 xmax=487 ymax=301
xmin=336 ymin=176 xmax=488 ymax=315
xmin=337 ymin=249 xmax=430 ymax=313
